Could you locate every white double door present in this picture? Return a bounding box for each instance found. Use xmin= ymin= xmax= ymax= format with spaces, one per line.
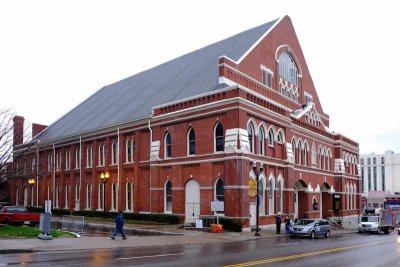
xmin=185 ymin=179 xmax=200 ymax=224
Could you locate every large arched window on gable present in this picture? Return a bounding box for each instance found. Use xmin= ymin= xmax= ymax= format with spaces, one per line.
xmin=258 ymin=174 xmax=265 ymax=215
xmin=165 ymin=132 xmax=172 ymax=158
xmin=214 ymin=123 xmax=224 ymax=152
xmin=248 ymin=123 xmax=255 ymax=153
xmin=258 ymin=127 xmax=265 ymax=155
xmin=188 ymin=128 xmax=196 ymax=156
xmin=165 ymin=181 xmax=172 ymax=213
xmin=215 ymin=178 xmax=225 ymax=214
xmin=279 ymin=52 xmax=299 ymax=86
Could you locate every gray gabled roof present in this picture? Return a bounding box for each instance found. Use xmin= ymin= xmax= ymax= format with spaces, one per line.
xmin=36 ymin=18 xmax=279 ymax=142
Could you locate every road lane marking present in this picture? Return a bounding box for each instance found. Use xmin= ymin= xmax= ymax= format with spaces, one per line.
xmin=277 ymin=242 xmax=298 ymax=246
xmin=225 ymin=240 xmax=393 ymax=267
xmin=116 ymin=252 xmax=184 ymax=260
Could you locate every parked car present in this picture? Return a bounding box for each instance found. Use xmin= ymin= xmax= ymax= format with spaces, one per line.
xmin=0 ymin=206 xmax=40 ymax=226
xmin=290 ymin=219 xmax=331 ymax=238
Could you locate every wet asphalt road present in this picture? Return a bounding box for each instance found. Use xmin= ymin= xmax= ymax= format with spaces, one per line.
xmin=1 ymin=232 xmax=399 ymax=266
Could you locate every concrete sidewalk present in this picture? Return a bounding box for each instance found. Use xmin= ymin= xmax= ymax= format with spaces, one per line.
xmin=0 ymin=220 xmax=356 ymax=254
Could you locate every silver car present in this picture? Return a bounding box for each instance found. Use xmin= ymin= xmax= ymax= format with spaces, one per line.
xmin=290 ymin=219 xmax=331 ymax=238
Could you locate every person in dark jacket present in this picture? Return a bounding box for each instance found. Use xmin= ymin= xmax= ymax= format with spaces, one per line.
xmin=111 ymin=211 xmax=127 ymax=240
xmin=275 ymin=214 xmax=282 ymax=234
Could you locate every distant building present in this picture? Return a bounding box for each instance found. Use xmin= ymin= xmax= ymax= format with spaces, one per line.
xmin=360 ymin=151 xmax=400 ymax=196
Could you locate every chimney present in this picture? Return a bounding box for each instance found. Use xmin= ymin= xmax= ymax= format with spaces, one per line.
xmin=32 ymin=123 xmax=47 ymax=138
xmin=13 ymin=116 xmax=25 ymax=146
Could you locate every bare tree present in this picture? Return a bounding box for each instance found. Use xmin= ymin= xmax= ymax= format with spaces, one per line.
xmin=0 ymin=108 xmax=31 ymax=200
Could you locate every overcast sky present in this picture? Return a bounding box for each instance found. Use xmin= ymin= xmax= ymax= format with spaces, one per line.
xmin=0 ymin=0 xmax=398 ymax=154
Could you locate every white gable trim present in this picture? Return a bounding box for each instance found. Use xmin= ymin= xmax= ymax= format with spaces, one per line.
xmin=236 ymin=17 xmax=283 ymax=64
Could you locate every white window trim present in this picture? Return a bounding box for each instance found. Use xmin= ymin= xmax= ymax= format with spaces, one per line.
xmin=164 ymin=133 xmax=172 ymax=159
xmin=214 ymin=123 xmax=224 ymax=153
xmin=164 ymin=180 xmax=172 ymax=214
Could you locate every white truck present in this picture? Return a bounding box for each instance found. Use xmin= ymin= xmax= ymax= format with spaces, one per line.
xmin=358 ymin=209 xmax=400 ymax=234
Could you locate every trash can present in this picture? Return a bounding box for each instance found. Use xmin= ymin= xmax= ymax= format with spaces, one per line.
xmin=211 ymin=224 xmax=223 ymax=234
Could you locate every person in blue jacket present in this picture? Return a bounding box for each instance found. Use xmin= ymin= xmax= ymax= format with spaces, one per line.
xmin=111 ymin=211 xmax=127 ymax=240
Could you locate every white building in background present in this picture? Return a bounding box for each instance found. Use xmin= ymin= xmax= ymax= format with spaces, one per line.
xmin=360 ymin=151 xmax=400 ymax=196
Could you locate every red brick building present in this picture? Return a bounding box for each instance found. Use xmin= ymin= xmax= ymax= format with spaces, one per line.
xmin=11 ymin=16 xmax=360 ymax=229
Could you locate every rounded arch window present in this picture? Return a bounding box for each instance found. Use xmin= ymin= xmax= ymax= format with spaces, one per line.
xmin=279 ymin=52 xmax=299 ymax=86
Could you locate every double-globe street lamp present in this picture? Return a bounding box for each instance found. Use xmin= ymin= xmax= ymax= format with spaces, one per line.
xmin=100 ymin=172 xmax=109 ymax=218
xmin=252 ymin=161 xmax=263 ymax=237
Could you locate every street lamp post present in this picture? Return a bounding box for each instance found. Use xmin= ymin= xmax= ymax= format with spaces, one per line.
xmin=28 ymin=178 xmax=35 ymax=207
xmin=253 ymin=161 xmax=263 ymax=237
xmin=100 ymin=172 xmax=109 ymax=218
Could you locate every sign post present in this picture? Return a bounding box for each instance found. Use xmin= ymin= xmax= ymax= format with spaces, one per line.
xmin=211 ymin=201 xmax=224 ymax=225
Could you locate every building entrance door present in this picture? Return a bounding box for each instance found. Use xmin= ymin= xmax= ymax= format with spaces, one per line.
xmin=185 ymin=179 xmax=200 ymax=224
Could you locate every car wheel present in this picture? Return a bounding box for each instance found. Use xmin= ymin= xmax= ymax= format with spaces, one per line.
xmin=3 ymin=218 xmax=9 ymax=225
xmin=325 ymin=230 xmax=330 ymax=238
xmin=358 ymin=230 xmax=362 ymax=234
xmin=310 ymin=231 xmax=315 ymax=239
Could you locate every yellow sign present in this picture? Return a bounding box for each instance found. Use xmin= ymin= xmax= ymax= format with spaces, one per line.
xmin=248 ymin=180 xmax=257 ymax=197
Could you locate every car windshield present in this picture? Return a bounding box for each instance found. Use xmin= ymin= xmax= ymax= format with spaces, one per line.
xmin=361 ymin=216 xmax=379 ymax=222
xmin=296 ymin=219 xmax=315 ymax=225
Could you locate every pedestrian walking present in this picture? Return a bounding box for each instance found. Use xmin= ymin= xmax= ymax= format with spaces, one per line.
xmin=285 ymin=216 xmax=291 ymax=234
xmin=110 ymin=211 xmax=127 ymax=240
xmin=275 ymin=214 xmax=282 ymax=234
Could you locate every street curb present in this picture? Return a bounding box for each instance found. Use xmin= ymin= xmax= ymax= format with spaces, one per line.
xmin=0 ymin=249 xmax=33 ymax=254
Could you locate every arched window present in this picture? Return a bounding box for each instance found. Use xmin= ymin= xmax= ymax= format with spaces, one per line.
xmin=248 ymin=123 xmax=254 ymax=153
xmin=125 ymin=139 xmax=135 ymax=163
xmin=292 ymin=139 xmax=296 ymax=163
xmin=86 ymin=146 xmax=93 ymax=168
xmin=277 ymin=131 xmax=283 ymax=144
xmin=188 ymin=128 xmax=196 ymax=155
xmin=65 ymin=185 xmax=69 ymax=209
xmin=215 ymin=178 xmax=225 ymax=215
xmin=126 ymin=182 xmax=132 ymax=211
xmin=258 ymin=127 xmax=264 ymax=155
xmin=65 ymin=150 xmax=70 ymax=170
xmin=16 ymin=187 xmax=20 ymax=205
xmin=303 ymin=143 xmax=308 ymax=166
xmin=297 ymin=142 xmax=302 ymax=165
xmin=353 ymin=185 xmax=357 ymax=210
xmin=111 ymin=142 xmax=117 ymax=165
xmin=55 ymin=185 xmax=59 ymax=208
xmin=279 ymin=52 xmax=298 ymax=85
xmin=86 ymin=184 xmax=91 ymax=209
xmin=258 ymin=177 xmax=265 ymax=215
xmin=165 ymin=132 xmax=172 ymax=158
xmin=277 ymin=178 xmax=283 ymax=213
xmin=99 ymin=144 xmax=105 ymax=166
xmin=112 ymin=183 xmax=117 ymax=211
xmin=98 ymin=183 xmax=103 ymax=210
xmin=215 ymin=123 xmax=224 ymax=152
xmin=268 ymin=178 xmax=275 ymax=215
xmin=268 ymin=129 xmax=274 ymax=147
xmin=165 ymin=181 xmax=172 ymax=213
xmin=75 ymin=184 xmax=80 ymax=202
xmin=75 ymin=148 xmax=80 ymax=169
xmin=350 ymin=185 xmax=353 ymax=210
xmin=346 ymin=184 xmax=350 ymax=210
